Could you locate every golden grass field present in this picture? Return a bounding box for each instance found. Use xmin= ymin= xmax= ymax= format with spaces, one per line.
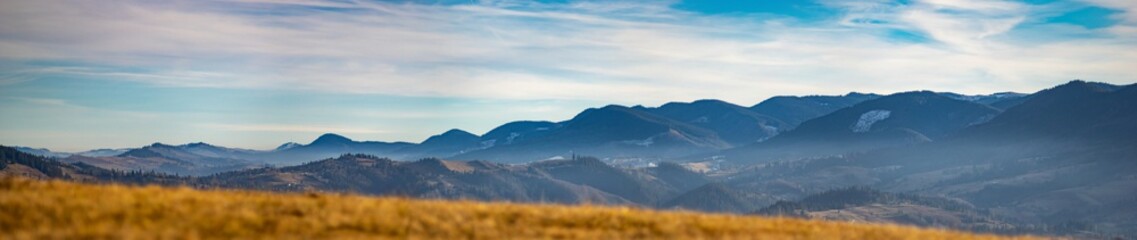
xmin=0 ymin=178 xmax=1039 ymax=239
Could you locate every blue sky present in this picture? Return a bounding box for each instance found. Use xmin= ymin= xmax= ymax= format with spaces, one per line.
xmin=1 ymin=0 xmax=1135 ymax=151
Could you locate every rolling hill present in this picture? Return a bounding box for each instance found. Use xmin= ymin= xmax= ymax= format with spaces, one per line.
xmin=199 ymin=155 xmax=630 ymax=205
xmin=60 ymin=143 xmax=261 ymax=176
xmin=390 ymin=129 xmax=487 ymax=160
xmin=263 ymin=133 xmax=415 ymax=165
xmin=529 ymin=157 xmax=680 ymax=205
xmin=754 ymin=187 xmax=1032 ymax=235
xmin=660 ymin=182 xmax=764 ymax=213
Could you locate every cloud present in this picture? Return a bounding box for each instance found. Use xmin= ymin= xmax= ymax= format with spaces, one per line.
xmin=6 ymin=97 xmax=160 ymax=119
xmin=0 ymin=0 xmax=1134 ymax=106
xmin=899 ymin=0 xmax=1027 ymax=52
xmin=202 ymin=123 xmax=388 ymax=134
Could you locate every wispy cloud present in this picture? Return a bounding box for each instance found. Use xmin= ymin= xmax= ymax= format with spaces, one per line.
xmin=7 ymin=97 xmax=160 ymax=119
xmin=202 ymin=123 xmax=388 ymax=134
xmin=1 ymin=0 xmax=1134 ymax=151
xmin=0 ymin=0 xmax=1133 ymax=105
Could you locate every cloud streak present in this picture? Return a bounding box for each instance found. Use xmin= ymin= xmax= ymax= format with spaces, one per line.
xmin=1 ymin=0 xmax=1136 ymax=151
xmin=1 ymin=0 xmax=1134 ymax=105
xmin=202 ymin=123 xmax=388 ymax=134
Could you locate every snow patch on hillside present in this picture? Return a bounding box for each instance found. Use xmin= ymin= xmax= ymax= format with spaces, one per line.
xmin=851 ymin=110 xmax=891 ymax=133
xmin=480 ymin=139 xmax=496 ymax=149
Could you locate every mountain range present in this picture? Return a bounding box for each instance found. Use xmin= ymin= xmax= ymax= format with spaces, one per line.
xmin=13 ymin=89 xmax=985 ymax=169
xmin=6 ymin=80 xmax=1135 ymax=238
xmin=721 ymin=80 xmax=1137 ymax=236
xmin=717 ymin=90 xmax=1003 ymax=164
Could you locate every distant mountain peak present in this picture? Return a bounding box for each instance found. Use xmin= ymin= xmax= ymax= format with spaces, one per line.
xmin=12 ymin=146 xmax=72 ymax=158
xmin=275 ymin=142 xmax=303 ymax=151
xmin=118 ymin=147 xmax=162 ymax=158
xmin=182 ymin=142 xmax=213 ymax=148
xmin=689 ymin=99 xmax=731 ymax=105
xmin=422 ymin=129 xmax=479 ymax=145
xmin=310 ymin=133 xmax=353 ymax=145
xmin=1067 ymin=79 xmax=1089 ymax=85
xmin=654 ymin=99 xmax=740 ymax=112
xmin=597 ymin=104 xmax=630 ymax=110
xmin=14 ymin=146 xmax=50 ymax=152
xmin=894 ymin=90 xmax=938 ymax=96
xmin=846 ymin=92 xmax=876 ymax=97
xmin=441 ymin=128 xmax=476 ymax=137
xmin=479 ymin=121 xmax=558 ymax=146
xmin=750 ymin=92 xmax=883 ymax=128
xmin=586 ymin=104 xmax=639 ymax=114
xmin=148 ymin=142 xmax=174 ymax=148
xmin=872 ymin=91 xmax=953 ymax=104
xmin=1054 ymin=79 xmax=1120 ymax=93
xmin=567 ymin=105 xmax=638 ymax=124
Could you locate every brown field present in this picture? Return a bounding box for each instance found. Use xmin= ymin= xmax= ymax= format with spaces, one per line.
xmin=0 ymin=178 xmax=1040 ymax=239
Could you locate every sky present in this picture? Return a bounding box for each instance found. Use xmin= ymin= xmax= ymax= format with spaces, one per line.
xmin=1 ymin=0 xmax=1135 ymax=151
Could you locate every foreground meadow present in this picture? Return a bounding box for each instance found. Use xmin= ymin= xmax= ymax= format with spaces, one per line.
xmin=0 ymin=178 xmax=1037 ymax=239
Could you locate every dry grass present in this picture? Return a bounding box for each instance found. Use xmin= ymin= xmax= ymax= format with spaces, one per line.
xmin=0 ymin=178 xmax=1039 ymax=239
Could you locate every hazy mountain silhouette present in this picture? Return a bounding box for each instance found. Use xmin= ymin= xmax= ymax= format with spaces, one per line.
xmin=201 ymin=155 xmax=632 ymax=205
xmin=720 ymin=91 xmax=1001 ymax=164
xmin=479 ymin=121 xmax=559 ymax=147
xmin=57 ymin=143 xmax=259 ymax=176
xmin=750 ymin=92 xmax=880 ymax=128
xmin=725 ymin=81 xmax=1137 ymax=236
xmin=637 ymin=99 xmax=788 ymax=145
xmin=274 ymin=142 xmax=303 ymax=151
xmin=391 ymin=129 xmax=485 ymax=159
xmin=263 ymin=133 xmax=414 ymax=165
xmin=12 ymin=146 xmax=71 ymax=158
xmin=454 ymin=105 xmax=730 ymax=163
